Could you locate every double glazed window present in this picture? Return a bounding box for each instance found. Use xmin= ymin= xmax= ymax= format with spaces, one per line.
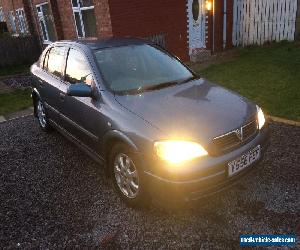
xmin=71 ymin=0 xmax=97 ymax=38
xmin=15 ymin=8 xmax=28 ymax=34
xmin=0 ymin=7 xmax=4 ymax=22
xmin=36 ymin=3 xmax=56 ymax=42
xmin=8 ymin=11 xmax=17 ymax=34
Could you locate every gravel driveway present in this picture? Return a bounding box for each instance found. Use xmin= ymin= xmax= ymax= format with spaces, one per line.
xmin=0 ymin=116 xmax=299 ymax=249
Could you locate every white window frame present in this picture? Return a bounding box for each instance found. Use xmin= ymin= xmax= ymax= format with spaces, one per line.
xmin=71 ymin=0 xmax=95 ymax=38
xmin=16 ymin=8 xmax=28 ymax=34
xmin=36 ymin=3 xmax=51 ymax=42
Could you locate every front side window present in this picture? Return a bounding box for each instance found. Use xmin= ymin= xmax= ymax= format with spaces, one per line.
xmin=65 ymin=48 xmax=92 ymax=84
xmin=15 ymin=8 xmax=28 ymax=34
xmin=36 ymin=3 xmax=56 ymax=42
xmin=94 ymin=44 xmax=194 ymax=93
xmin=71 ymin=0 xmax=97 ymax=38
xmin=46 ymin=46 xmax=66 ymax=78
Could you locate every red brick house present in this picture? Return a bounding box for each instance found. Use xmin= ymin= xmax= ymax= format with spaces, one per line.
xmin=0 ymin=0 xmax=234 ymax=61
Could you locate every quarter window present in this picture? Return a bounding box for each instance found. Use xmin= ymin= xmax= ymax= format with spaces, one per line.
xmin=65 ymin=48 xmax=92 ymax=84
xmin=46 ymin=46 xmax=66 ymax=78
xmin=71 ymin=0 xmax=97 ymax=38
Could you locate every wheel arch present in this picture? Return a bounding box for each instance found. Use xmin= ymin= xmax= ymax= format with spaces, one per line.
xmin=103 ymin=130 xmax=138 ymax=163
xmin=31 ymin=88 xmax=41 ymax=117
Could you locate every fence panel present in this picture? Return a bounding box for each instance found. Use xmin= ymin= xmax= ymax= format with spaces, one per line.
xmin=233 ymin=0 xmax=298 ymax=46
xmin=0 ymin=36 xmax=41 ymax=68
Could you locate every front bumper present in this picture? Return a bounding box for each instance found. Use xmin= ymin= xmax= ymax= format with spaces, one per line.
xmin=145 ymin=126 xmax=270 ymax=203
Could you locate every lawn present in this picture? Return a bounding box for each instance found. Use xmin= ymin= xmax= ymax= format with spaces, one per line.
xmin=0 ymin=88 xmax=32 ymax=116
xmin=0 ymin=64 xmax=32 ymax=116
xmin=193 ymin=42 xmax=300 ymax=121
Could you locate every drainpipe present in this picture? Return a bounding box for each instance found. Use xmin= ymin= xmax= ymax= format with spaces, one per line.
xmin=212 ymin=0 xmax=215 ymax=53
xmin=223 ymin=0 xmax=227 ymax=49
xmin=29 ymin=0 xmax=43 ymax=49
xmin=296 ymin=0 xmax=300 ymax=40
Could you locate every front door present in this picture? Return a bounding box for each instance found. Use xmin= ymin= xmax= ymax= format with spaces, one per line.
xmin=187 ymin=0 xmax=206 ymax=56
xmin=59 ymin=48 xmax=106 ymax=153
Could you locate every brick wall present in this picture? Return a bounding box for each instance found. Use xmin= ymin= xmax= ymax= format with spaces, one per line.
xmin=0 ymin=0 xmax=24 ymax=34
xmin=108 ymin=0 xmax=189 ymax=61
xmin=94 ymin=0 xmax=112 ymax=38
xmin=55 ymin=0 xmax=77 ymax=40
xmin=1 ymin=0 xmax=237 ymax=61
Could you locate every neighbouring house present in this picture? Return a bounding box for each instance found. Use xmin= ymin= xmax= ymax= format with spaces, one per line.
xmin=0 ymin=0 xmax=298 ymax=62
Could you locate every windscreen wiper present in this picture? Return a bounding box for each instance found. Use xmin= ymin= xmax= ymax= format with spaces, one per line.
xmin=141 ymin=81 xmax=179 ymax=92
xmin=177 ymin=75 xmax=198 ymax=84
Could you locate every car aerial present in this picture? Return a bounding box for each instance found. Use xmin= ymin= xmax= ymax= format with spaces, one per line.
xmin=30 ymin=38 xmax=269 ymax=207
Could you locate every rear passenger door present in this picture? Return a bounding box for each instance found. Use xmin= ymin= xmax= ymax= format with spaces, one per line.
xmin=40 ymin=46 xmax=67 ymax=123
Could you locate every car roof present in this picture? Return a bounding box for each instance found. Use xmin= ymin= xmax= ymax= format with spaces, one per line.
xmin=54 ymin=37 xmax=151 ymax=50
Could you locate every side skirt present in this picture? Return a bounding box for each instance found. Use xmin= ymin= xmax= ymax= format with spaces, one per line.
xmin=49 ymin=119 xmax=106 ymax=166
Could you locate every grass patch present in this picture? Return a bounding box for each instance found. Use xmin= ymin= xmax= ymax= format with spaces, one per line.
xmin=194 ymin=42 xmax=300 ymax=121
xmin=0 ymin=64 xmax=30 ymax=77
xmin=0 ymin=88 xmax=32 ymax=116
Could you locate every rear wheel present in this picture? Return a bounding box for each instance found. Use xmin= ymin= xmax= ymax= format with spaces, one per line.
xmin=109 ymin=143 xmax=150 ymax=208
xmin=35 ymin=99 xmax=52 ymax=132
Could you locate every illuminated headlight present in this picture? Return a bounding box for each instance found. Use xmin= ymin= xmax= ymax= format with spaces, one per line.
xmin=154 ymin=140 xmax=208 ymax=164
xmin=257 ymin=105 xmax=266 ymax=129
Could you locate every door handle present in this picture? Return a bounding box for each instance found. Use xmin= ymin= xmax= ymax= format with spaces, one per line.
xmin=59 ymin=92 xmax=65 ymax=101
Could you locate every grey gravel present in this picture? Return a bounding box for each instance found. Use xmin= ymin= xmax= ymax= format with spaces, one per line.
xmin=2 ymin=75 xmax=33 ymax=89
xmin=0 ymin=116 xmax=299 ymax=249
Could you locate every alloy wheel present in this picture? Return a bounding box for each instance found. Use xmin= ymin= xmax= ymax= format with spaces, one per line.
xmin=37 ymin=100 xmax=47 ymax=128
xmin=113 ymin=153 xmax=139 ymax=198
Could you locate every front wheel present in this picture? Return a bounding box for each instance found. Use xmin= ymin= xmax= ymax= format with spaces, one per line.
xmin=109 ymin=143 xmax=150 ymax=208
xmin=35 ymin=99 xmax=52 ymax=132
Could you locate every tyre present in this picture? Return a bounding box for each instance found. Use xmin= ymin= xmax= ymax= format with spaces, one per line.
xmin=35 ymin=98 xmax=52 ymax=132
xmin=109 ymin=143 xmax=150 ymax=208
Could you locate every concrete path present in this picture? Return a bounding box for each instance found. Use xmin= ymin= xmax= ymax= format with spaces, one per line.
xmin=0 ymin=107 xmax=33 ymax=123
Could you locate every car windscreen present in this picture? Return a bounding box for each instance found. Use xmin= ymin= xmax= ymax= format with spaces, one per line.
xmin=93 ymin=44 xmax=194 ymax=94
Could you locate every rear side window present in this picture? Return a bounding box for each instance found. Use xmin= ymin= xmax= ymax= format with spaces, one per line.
xmin=45 ymin=46 xmax=66 ymax=78
xmin=65 ymin=48 xmax=91 ymax=84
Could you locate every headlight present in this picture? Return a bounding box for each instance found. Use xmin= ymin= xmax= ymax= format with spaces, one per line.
xmin=154 ymin=140 xmax=208 ymax=164
xmin=257 ymin=105 xmax=266 ymax=129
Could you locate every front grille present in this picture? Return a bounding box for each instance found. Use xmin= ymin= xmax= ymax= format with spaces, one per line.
xmin=212 ymin=118 xmax=258 ymax=154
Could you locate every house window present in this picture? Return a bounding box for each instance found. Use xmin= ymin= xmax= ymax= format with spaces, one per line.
xmin=0 ymin=7 xmax=5 ymax=22
xmin=36 ymin=3 xmax=56 ymax=42
xmin=71 ymin=0 xmax=97 ymax=38
xmin=16 ymin=8 xmax=28 ymax=34
xmin=8 ymin=11 xmax=17 ymax=34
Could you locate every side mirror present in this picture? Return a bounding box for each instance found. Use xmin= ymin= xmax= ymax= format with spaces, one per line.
xmin=67 ymin=83 xmax=92 ymax=97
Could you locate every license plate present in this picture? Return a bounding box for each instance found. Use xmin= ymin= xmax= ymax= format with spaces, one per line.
xmin=228 ymin=145 xmax=261 ymax=177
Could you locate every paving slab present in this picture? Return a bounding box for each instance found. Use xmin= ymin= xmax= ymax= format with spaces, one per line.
xmin=0 ymin=115 xmax=6 ymax=123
